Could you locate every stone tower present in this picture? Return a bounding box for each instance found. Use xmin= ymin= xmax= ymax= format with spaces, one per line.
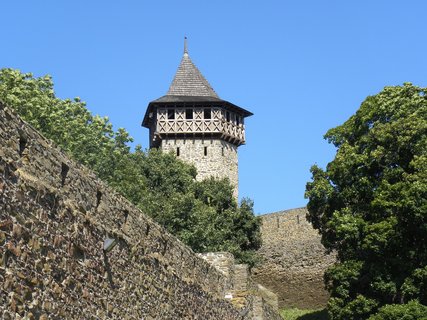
xmin=142 ymin=39 xmax=252 ymax=197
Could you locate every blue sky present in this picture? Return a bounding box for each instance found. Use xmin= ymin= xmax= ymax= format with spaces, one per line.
xmin=1 ymin=1 xmax=426 ymax=214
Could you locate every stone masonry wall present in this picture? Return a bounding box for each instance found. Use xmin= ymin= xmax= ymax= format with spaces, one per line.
xmin=252 ymin=208 xmax=336 ymax=309
xmin=198 ymin=252 xmax=282 ymax=320
xmin=161 ymin=138 xmax=238 ymax=198
xmin=0 ymin=104 xmax=244 ymax=319
xmin=198 ymin=252 xmax=235 ymax=282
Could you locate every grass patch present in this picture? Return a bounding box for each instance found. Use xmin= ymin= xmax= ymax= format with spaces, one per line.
xmin=279 ymin=308 xmax=328 ymax=320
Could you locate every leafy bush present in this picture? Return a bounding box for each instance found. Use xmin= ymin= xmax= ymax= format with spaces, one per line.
xmin=368 ymin=300 xmax=427 ymax=320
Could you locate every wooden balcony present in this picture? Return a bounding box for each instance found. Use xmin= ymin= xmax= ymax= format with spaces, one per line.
xmin=156 ymin=119 xmax=245 ymax=145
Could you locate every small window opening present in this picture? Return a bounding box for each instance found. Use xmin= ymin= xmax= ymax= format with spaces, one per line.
xmin=204 ymin=146 xmax=208 ymax=156
xmin=61 ymin=163 xmax=69 ymax=187
xmin=145 ymin=224 xmax=150 ymax=236
xmin=19 ymin=136 xmax=27 ymax=156
xmin=176 ymin=147 xmax=180 ymax=157
xmin=185 ymin=109 xmax=193 ymax=119
xmin=123 ymin=210 xmax=129 ymax=226
xmin=162 ymin=240 xmax=168 ymax=255
xmin=226 ymin=111 xmax=230 ymax=122
xmin=236 ymin=116 xmax=240 ymax=126
xmin=204 ymin=109 xmax=211 ymax=119
xmin=167 ymin=109 xmax=175 ymax=120
xmin=72 ymin=244 xmax=85 ymax=260
xmin=96 ymin=190 xmax=102 ymax=210
xmin=222 ymin=147 xmax=224 ymax=156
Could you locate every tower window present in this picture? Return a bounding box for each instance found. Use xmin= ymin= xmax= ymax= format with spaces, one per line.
xmin=176 ymin=147 xmax=180 ymax=157
xmin=221 ymin=147 xmax=224 ymax=156
xmin=204 ymin=109 xmax=211 ymax=119
xmin=236 ymin=116 xmax=240 ymax=126
xmin=185 ymin=109 xmax=193 ymax=119
xmin=204 ymin=146 xmax=208 ymax=156
xmin=226 ymin=111 xmax=230 ymax=122
xmin=167 ymin=109 xmax=175 ymax=120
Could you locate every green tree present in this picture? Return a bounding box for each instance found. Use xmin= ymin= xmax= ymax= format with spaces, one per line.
xmin=369 ymin=300 xmax=427 ymax=320
xmin=134 ymin=148 xmax=198 ymax=237
xmin=0 ymin=68 xmax=133 ymax=176
xmin=190 ymin=178 xmax=261 ymax=265
xmin=305 ymin=83 xmax=427 ymax=319
xmin=0 ymin=68 xmax=261 ymax=265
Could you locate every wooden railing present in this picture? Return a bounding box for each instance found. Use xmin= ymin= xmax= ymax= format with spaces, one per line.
xmin=157 ymin=119 xmax=245 ymax=142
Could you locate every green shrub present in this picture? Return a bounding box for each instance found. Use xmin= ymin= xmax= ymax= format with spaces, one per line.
xmin=368 ymin=301 xmax=427 ymax=320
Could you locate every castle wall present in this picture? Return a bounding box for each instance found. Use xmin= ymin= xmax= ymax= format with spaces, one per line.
xmin=198 ymin=252 xmax=236 ymax=280
xmin=161 ymin=138 xmax=238 ymax=197
xmin=198 ymin=253 xmax=282 ymax=320
xmin=252 ymin=208 xmax=336 ymax=309
xmin=0 ymin=105 xmax=244 ymax=319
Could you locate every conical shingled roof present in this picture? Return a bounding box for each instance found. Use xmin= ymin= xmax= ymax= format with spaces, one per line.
xmin=142 ymin=41 xmax=253 ymax=128
xmin=166 ymin=51 xmax=219 ymax=98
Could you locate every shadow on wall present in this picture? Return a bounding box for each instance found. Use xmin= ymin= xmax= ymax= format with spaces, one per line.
xmin=299 ymin=309 xmax=329 ymax=320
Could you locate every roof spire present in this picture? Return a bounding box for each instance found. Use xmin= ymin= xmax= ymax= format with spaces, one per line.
xmin=184 ymin=36 xmax=188 ymax=55
xmin=166 ymin=38 xmax=219 ymax=98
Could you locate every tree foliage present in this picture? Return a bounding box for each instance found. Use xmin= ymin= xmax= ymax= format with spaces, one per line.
xmin=368 ymin=300 xmax=427 ymax=320
xmin=0 ymin=68 xmax=261 ymax=265
xmin=305 ymin=83 xmax=427 ymax=319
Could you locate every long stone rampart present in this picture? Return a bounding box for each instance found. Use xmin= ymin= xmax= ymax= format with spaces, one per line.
xmin=0 ymin=104 xmax=243 ymax=319
xmin=252 ymin=208 xmax=336 ymax=309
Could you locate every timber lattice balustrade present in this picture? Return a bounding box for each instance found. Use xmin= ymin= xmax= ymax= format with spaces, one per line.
xmin=156 ymin=107 xmax=246 ymax=144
